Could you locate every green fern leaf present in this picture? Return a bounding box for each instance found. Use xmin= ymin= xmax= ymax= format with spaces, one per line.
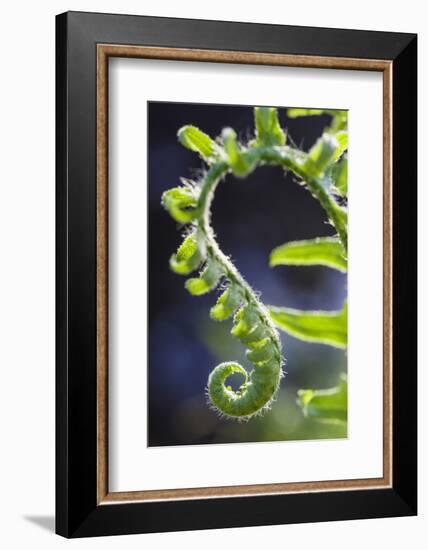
xmin=268 ymin=302 xmax=347 ymax=348
xmin=177 ymin=125 xmax=216 ymax=161
xmin=298 ymin=374 xmax=347 ymax=424
xmin=269 ymin=237 xmax=347 ymax=272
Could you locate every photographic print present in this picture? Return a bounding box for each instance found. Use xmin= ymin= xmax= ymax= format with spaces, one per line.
xmin=148 ymin=102 xmax=348 ymax=446
xmin=57 ymin=14 xmax=417 ymax=536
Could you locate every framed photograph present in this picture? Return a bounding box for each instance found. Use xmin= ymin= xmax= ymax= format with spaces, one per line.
xmin=56 ymin=11 xmax=417 ymax=538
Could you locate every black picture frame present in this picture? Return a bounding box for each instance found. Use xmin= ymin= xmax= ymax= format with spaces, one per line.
xmin=56 ymin=10 xmax=417 ymax=538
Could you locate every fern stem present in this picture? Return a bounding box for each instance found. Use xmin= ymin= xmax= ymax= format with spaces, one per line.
xmin=197 ymin=161 xmax=282 ymax=354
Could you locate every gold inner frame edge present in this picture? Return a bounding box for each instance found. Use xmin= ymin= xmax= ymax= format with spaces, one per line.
xmin=96 ymin=44 xmax=393 ymax=505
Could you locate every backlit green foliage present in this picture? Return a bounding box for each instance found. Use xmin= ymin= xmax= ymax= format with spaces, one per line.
xmin=298 ymin=374 xmax=348 ymax=424
xmin=269 ymin=237 xmax=347 ymax=272
xmin=268 ymin=303 xmax=347 ymax=349
xmin=177 ymin=125 xmax=217 ymax=161
xmin=162 ymin=106 xmax=348 ymax=420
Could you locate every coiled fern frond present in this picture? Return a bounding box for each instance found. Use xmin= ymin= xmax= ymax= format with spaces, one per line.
xmin=162 ymin=107 xmax=347 ymax=420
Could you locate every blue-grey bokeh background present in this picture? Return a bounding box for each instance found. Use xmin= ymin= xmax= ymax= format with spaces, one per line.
xmin=148 ymin=102 xmax=347 ymax=446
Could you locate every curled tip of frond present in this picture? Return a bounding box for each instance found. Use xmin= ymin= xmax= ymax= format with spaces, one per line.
xmin=205 ymin=363 xmax=283 ymax=422
xmin=205 ymin=302 xmax=283 ymax=419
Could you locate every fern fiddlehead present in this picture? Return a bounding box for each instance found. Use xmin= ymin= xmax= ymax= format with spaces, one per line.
xmin=163 ymin=159 xmax=283 ymax=419
xmin=162 ymin=107 xmax=347 ymax=420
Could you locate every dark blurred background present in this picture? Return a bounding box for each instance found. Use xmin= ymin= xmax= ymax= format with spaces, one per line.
xmin=148 ymin=102 xmax=347 ymax=446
